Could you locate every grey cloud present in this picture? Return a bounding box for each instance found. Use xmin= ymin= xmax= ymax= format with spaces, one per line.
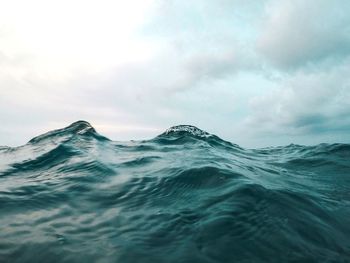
xmin=80 ymin=45 xmax=250 ymax=102
xmin=244 ymin=59 xmax=350 ymax=143
xmin=257 ymin=0 xmax=350 ymax=70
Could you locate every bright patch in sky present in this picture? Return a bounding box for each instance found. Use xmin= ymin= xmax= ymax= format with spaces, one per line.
xmin=0 ymin=0 xmax=156 ymax=72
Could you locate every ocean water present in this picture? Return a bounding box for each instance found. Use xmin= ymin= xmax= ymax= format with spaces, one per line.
xmin=1 ymin=121 xmax=350 ymax=262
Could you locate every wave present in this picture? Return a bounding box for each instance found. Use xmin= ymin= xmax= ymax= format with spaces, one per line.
xmin=0 ymin=121 xmax=350 ymax=262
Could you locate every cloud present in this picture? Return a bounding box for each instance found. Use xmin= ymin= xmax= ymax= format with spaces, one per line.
xmin=257 ymin=0 xmax=350 ymax=69
xmin=245 ymin=58 xmax=350 ymax=142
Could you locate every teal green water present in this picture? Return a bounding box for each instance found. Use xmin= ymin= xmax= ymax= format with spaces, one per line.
xmin=1 ymin=121 xmax=350 ymax=262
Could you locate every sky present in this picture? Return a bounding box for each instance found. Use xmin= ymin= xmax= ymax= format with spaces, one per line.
xmin=1 ymin=0 xmax=350 ymax=148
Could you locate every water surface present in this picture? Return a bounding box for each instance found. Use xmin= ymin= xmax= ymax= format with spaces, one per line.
xmin=1 ymin=121 xmax=350 ymax=262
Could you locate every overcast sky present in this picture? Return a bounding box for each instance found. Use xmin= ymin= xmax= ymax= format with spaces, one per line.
xmin=1 ymin=0 xmax=350 ymax=148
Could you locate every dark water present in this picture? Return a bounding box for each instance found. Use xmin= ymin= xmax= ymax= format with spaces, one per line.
xmin=1 ymin=121 xmax=350 ymax=262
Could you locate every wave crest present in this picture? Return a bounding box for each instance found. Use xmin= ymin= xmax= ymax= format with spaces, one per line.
xmin=161 ymin=125 xmax=211 ymax=138
xmin=28 ymin=120 xmax=109 ymax=144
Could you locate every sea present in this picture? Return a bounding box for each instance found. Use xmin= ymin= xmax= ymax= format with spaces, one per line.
xmin=0 ymin=121 xmax=349 ymax=262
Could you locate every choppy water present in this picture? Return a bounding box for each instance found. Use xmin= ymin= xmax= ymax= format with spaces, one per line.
xmin=1 ymin=121 xmax=350 ymax=262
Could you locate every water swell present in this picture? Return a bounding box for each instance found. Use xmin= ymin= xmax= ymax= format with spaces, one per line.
xmin=0 ymin=121 xmax=350 ymax=262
